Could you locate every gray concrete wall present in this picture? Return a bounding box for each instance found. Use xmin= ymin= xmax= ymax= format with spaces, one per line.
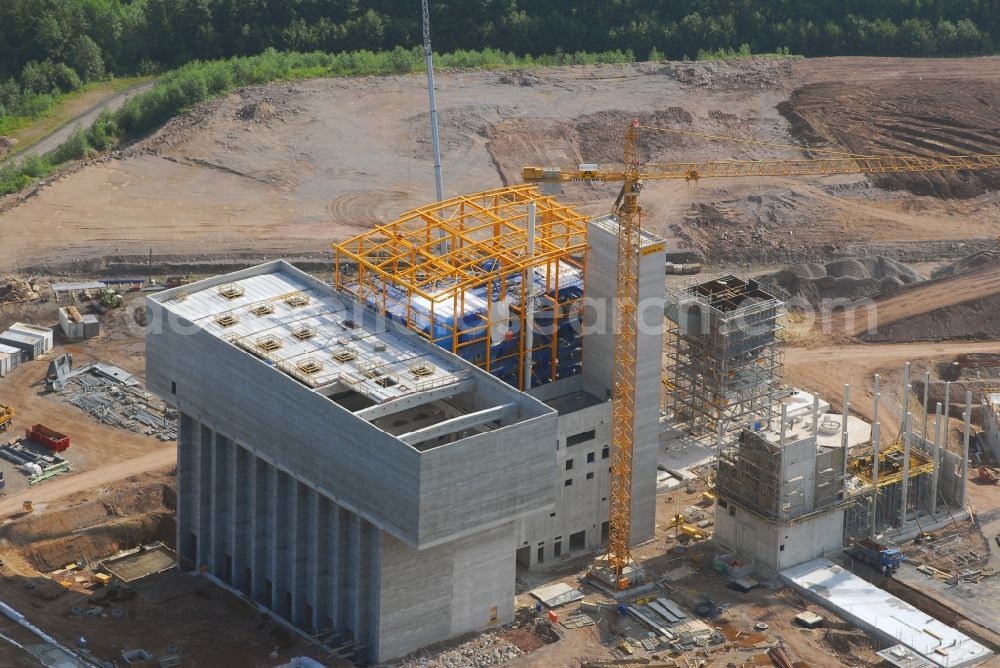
xmin=715 ymin=500 xmax=844 ymax=574
xmin=177 ymin=413 xmax=519 ymax=664
xmin=378 ymin=522 xmax=515 ymax=661
xmin=514 ymin=399 xmax=612 ymax=566
xmin=582 ymin=218 xmax=664 ymax=546
xmin=983 ymin=406 xmax=1000 ymax=462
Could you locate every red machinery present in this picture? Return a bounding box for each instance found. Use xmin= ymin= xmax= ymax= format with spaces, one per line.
xmin=978 ymin=466 xmax=1000 ymax=485
xmin=25 ymin=424 xmax=70 ymax=452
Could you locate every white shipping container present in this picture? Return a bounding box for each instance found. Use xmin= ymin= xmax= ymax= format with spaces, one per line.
xmin=8 ymin=322 xmax=53 ymax=353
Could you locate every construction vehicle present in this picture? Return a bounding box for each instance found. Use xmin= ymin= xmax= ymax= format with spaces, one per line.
xmin=680 ymin=524 xmax=708 ymax=540
xmin=978 ymin=466 xmax=1000 ymax=484
xmin=524 ymin=121 xmax=1000 ymax=589
xmin=0 ymin=404 xmax=13 ymax=432
xmin=96 ymin=288 xmax=123 ymax=308
xmin=845 ymin=538 xmax=904 ymax=575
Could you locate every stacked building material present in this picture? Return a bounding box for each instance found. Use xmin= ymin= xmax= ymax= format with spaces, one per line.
xmin=55 ymin=364 xmax=177 ymax=440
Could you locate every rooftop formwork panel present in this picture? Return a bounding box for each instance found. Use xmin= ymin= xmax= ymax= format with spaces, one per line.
xmin=333 ymin=185 xmax=588 ymax=390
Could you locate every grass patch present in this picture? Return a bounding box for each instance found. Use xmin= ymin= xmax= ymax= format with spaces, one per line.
xmin=695 ymin=44 xmax=796 ymax=60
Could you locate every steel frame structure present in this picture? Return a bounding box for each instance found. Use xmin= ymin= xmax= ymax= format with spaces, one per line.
xmin=333 ymin=185 xmax=587 ymax=390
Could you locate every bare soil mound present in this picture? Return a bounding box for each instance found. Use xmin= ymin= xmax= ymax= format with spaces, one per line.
xmin=860 ymin=292 xmax=1000 ymax=343
xmin=757 ymin=256 xmax=923 ymax=304
xmin=780 ymin=80 xmax=1000 ymax=198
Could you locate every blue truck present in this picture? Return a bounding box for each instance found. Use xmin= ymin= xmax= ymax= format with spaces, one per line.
xmin=846 ymin=538 xmax=904 ymax=575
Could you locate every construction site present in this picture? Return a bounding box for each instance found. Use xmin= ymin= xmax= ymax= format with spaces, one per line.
xmin=0 ymin=43 xmax=999 ymax=668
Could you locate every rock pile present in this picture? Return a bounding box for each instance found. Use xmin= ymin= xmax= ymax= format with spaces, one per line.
xmin=756 ymin=256 xmax=924 ymax=305
xmin=390 ymin=632 xmax=523 ymax=668
xmin=665 ymin=57 xmax=794 ymax=91
xmin=238 ymin=100 xmax=277 ymax=122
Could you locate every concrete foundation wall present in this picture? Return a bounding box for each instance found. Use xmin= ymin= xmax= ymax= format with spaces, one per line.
xmin=715 ymin=501 xmax=844 ymax=574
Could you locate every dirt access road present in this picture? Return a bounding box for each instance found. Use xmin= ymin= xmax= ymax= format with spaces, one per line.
xmin=0 ymin=448 xmax=175 ymax=518
xmin=4 ymin=78 xmax=155 ymax=161
xmin=784 ymin=340 xmax=1000 ymax=437
xmin=1 ymin=56 xmax=998 ymax=273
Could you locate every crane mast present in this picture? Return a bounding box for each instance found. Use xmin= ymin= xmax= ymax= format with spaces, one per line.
xmin=606 ymin=120 xmax=642 ymax=585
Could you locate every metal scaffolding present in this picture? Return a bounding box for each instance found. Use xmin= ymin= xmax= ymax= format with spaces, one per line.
xmin=333 ymin=185 xmax=588 ymax=390
xmin=845 ymin=440 xmax=935 ymax=538
xmin=665 ymin=275 xmax=783 ymax=435
xmin=716 ymin=429 xmax=783 ymax=518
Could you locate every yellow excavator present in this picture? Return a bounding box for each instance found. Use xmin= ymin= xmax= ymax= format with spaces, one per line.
xmin=0 ymin=404 xmax=13 ymax=433
xmin=525 ymin=120 xmax=1000 ymax=589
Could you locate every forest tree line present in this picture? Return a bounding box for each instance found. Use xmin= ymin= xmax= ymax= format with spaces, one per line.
xmin=1 ymin=0 xmax=997 ymax=124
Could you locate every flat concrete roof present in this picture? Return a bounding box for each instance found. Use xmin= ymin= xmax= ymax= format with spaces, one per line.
xmin=591 ymin=213 xmax=665 ymax=249
xmin=544 ymin=390 xmax=604 ymax=414
xmin=781 ymin=389 xmax=831 ymax=419
xmin=150 ymin=263 xmax=468 ymax=406
xmin=782 ymin=559 xmax=992 ymax=668
xmin=755 ymin=413 xmax=871 ymax=452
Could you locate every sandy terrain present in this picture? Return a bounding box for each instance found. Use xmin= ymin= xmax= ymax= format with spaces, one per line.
xmin=1 ymin=56 xmax=998 ymax=273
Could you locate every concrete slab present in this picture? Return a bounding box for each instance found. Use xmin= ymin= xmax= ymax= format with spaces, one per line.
xmin=781 ymin=558 xmax=992 ymax=668
xmin=878 ymin=644 xmax=938 ymax=668
xmin=530 ymin=582 xmax=583 ymax=608
xmin=100 ymin=544 xmax=176 ymax=582
xmin=893 ymin=558 xmax=1000 ymax=637
xmin=659 ymin=422 xmax=716 ymax=472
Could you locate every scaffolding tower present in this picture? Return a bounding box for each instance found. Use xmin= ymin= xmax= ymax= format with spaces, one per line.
xmin=665 ymin=275 xmax=783 ymax=435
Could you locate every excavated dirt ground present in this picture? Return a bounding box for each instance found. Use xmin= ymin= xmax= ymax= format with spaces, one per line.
xmin=0 ymin=56 xmax=998 ymax=273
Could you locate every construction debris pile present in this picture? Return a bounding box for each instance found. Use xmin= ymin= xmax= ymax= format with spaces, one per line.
xmin=390 ymin=631 xmax=523 ymax=668
xmin=55 ymin=364 xmax=177 ymax=440
xmin=0 ymin=275 xmax=39 ymax=303
xmin=625 ymin=595 xmax=720 ymax=654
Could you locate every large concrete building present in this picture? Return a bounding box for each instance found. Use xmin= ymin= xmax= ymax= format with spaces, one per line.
xmin=332 ymin=190 xmax=667 ymax=572
xmin=146 ymin=261 xmax=560 ymax=662
xmin=146 ymin=203 xmax=667 ymax=662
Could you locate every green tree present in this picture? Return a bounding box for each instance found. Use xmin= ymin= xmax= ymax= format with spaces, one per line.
xmin=898 ymin=18 xmax=937 ymax=54
xmin=69 ymin=35 xmax=105 ymax=81
xmin=21 ymin=61 xmax=52 ymax=94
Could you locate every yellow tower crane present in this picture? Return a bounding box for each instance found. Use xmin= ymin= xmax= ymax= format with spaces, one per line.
xmin=524 ymin=120 xmax=1000 ymax=588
